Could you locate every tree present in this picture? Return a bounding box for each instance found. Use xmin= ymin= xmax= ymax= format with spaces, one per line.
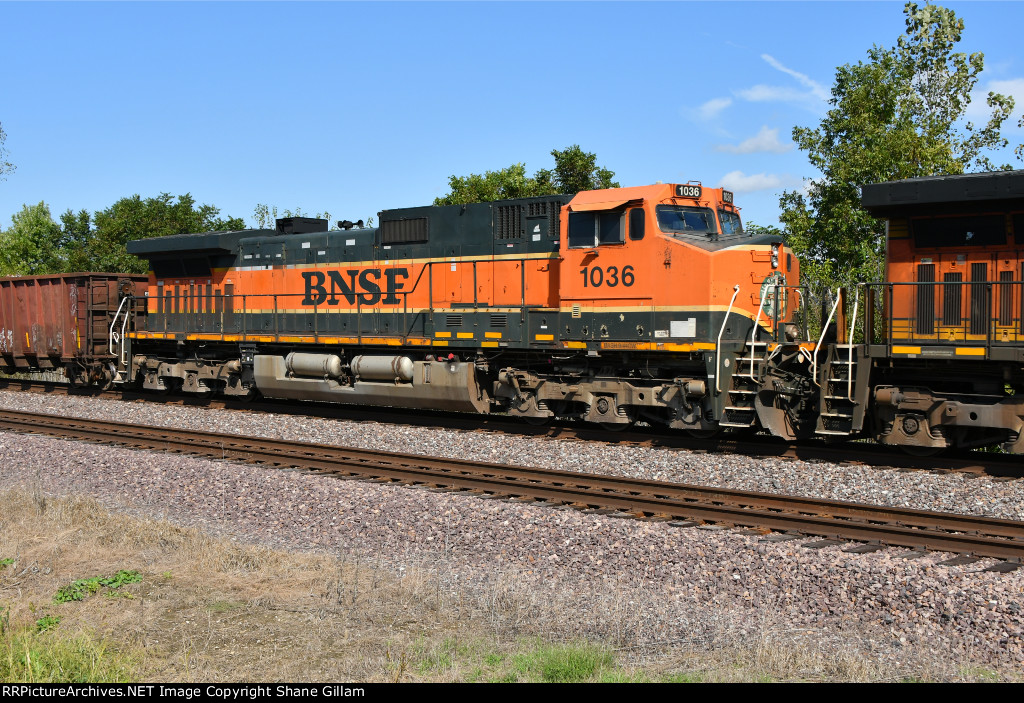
xmin=779 ymin=2 xmax=1014 ymax=288
xmin=1017 ymin=115 xmax=1023 ymax=162
xmin=0 ymin=202 xmax=63 ymax=275
xmin=0 ymin=121 xmax=14 ymax=181
xmin=434 ymin=145 xmax=619 ymax=205
xmin=252 ymin=204 xmax=334 ymax=230
xmin=80 ymin=193 xmax=244 ymax=273
xmin=535 ymin=144 xmax=619 ymax=195
xmin=59 ymin=208 xmax=95 ymax=272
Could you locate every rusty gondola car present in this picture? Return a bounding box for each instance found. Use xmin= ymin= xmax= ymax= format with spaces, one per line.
xmin=0 ymin=273 xmax=147 ymax=387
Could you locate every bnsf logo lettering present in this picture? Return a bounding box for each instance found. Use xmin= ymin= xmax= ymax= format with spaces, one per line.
xmin=302 ymin=269 xmax=409 ymax=306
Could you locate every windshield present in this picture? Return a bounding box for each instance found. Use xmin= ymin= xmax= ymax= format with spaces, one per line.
xmin=719 ymin=209 xmax=743 ymax=235
xmin=656 ymin=206 xmax=716 ymax=236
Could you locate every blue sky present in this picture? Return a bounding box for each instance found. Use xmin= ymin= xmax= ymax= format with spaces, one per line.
xmin=1 ymin=1 xmax=1022 ymax=231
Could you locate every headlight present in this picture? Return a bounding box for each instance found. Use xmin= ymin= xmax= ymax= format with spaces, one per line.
xmin=771 ymin=243 xmax=780 ymax=269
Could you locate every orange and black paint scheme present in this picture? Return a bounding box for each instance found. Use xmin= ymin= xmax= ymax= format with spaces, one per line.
xmin=124 ymin=183 xmax=803 ymax=434
xmin=853 ymin=169 xmax=1024 ymax=453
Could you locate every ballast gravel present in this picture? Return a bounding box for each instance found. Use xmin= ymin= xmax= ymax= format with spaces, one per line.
xmin=0 ymin=389 xmax=1022 ymax=676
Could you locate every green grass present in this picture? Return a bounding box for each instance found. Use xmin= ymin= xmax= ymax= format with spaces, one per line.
xmin=0 ymin=558 xmax=14 ymax=570
xmin=507 ymin=642 xmax=615 ymax=683
xmin=1 ymin=625 xmax=136 ymax=683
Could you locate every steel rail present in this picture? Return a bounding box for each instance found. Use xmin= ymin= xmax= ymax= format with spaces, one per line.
xmin=2 ymin=378 xmax=1021 ymax=479
xmin=2 ymin=409 xmax=1023 ymax=561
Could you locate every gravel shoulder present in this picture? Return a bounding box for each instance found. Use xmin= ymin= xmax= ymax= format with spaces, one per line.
xmin=1 ymin=389 xmax=1022 ymax=678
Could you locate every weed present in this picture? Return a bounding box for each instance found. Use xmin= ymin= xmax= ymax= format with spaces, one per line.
xmin=1 ymin=626 xmax=136 ymax=683
xmin=35 ymin=616 xmax=60 ymax=633
xmin=53 ymin=571 xmax=141 ymax=605
xmin=511 ymin=642 xmax=615 ymax=683
xmin=0 ymin=558 xmax=14 ymax=570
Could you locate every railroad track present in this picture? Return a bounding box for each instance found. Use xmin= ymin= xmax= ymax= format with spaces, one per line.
xmin=1 ymin=407 xmax=1022 ymax=567
xmin=1 ymin=377 xmax=1021 ymax=479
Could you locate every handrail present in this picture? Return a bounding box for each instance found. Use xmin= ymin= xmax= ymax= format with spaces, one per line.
xmin=715 ymin=285 xmax=741 ymax=394
xmin=109 ymin=295 xmax=131 ymax=369
xmin=847 ymin=285 xmax=860 ymax=402
xmin=747 ymin=284 xmax=769 ymax=381
xmin=812 ymin=288 xmax=842 ymax=388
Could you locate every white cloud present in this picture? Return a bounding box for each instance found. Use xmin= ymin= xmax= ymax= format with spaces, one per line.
xmin=731 ymin=55 xmax=829 ymax=111
xmin=761 ymin=54 xmax=829 ymax=101
xmin=715 ymin=125 xmax=792 ymax=154
xmin=718 ymin=171 xmax=784 ymax=193
xmin=965 ymin=77 xmax=1024 ymax=123
xmin=694 ymin=97 xmax=732 ymax=120
xmin=736 ymin=84 xmax=815 ymax=104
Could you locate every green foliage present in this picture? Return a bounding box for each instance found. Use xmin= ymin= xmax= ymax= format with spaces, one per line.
xmin=780 ymin=2 xmax=1015 ymax=290
xmin=52 ymin=570 xmax=141 ymax=605
xmin=0 ymin=202 xmax=64 ymax=276
xmin=1 ymin=194 xmax=243 ymax=276
xmin=252 ymin=204 xmax=334 ymax=230
xmin=0 ymin=121 xmax=14 ymax=181
xmin=87 ymin=194 xmax=245 ymax=273
xmin=434 ymin=145 xmax=619 ymax=205
xmin=1 ymin=626 xmax=136 ymax=683
xmin=0 ymin=558 xmax=14 ymax=570
xmin=508 ymin=641 xmax=615 ymax=683
xmin=34 ymin=616 xmax=60 ymax=633
xmin=1017 ymin=115 xmax=1023 ymax=162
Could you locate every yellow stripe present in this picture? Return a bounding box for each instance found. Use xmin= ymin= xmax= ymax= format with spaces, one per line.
xmin=434 ymin=332 xmax=451 ymax=338
xmin=601 ymin=342 xmax=656 ymax=350
xmin=433 ymin=340 xmax=449 ymax=347
xmin=481 ymin=341 xmax=499 ymax=348
xmin=484 ymin=332 xmax=502 ymax=339
xmin=892 ymin=346 xmax=921 ymax=354
xmin=535 ymin=334 xmax=554 ymax=341
xmin=456 ymin=332 xmax=474 ymax=339
xmin=563 ymin=341 xmax=587 ymax=349
xmin=694 ymin=342 xmax=716 ymax=350
xmin=955 ymin=347 xmax=986 ymax=356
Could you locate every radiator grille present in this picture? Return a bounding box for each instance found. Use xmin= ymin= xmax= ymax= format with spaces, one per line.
xmin=494 ymin=206 xmax=522 ymax=240
xmin=446 ymin=314 xmax=463 ymax=327
xmin=381 ymin=217 xmax=428 ymax=244
xmin=489 ymin=313 xmax=507 ymax=328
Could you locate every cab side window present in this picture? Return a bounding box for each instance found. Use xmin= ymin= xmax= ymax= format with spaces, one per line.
xmin=628 ymin=208 xmax=645 ymax=240
xmin=568 ymin=211 xmax=624 ymax=247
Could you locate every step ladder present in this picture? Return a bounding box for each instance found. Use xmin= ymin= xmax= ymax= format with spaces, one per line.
xmin=720 ymin=343 xmax=766 ymax=428
xmin=815 ymin=344 xmax=859 ymax=436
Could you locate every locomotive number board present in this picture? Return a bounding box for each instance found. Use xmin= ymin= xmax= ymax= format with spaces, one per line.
xmin=675 ymin=184 xmax=702 ymax=198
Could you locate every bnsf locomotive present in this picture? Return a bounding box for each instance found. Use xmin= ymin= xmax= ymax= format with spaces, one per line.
xmin=5 ymin=171 xmax=1022 ymax=455
xmin=119 ymin=182 xmax=802 ymax=436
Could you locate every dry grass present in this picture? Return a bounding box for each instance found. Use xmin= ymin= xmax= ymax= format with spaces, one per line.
xmin=0 ymin=487 xmax=1018 ymax=682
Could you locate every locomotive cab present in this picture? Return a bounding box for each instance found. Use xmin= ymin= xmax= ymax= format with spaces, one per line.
xmin=532 ymin=182 xmax=804 ymax=435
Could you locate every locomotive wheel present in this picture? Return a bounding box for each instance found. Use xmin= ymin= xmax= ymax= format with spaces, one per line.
xmin=99 ymin=363 xmax=117 ymax=391
xmin=236 ymin=385 xmax=260 ymax=402
xmin=522 ymin=415 xmax=551 ymax=427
